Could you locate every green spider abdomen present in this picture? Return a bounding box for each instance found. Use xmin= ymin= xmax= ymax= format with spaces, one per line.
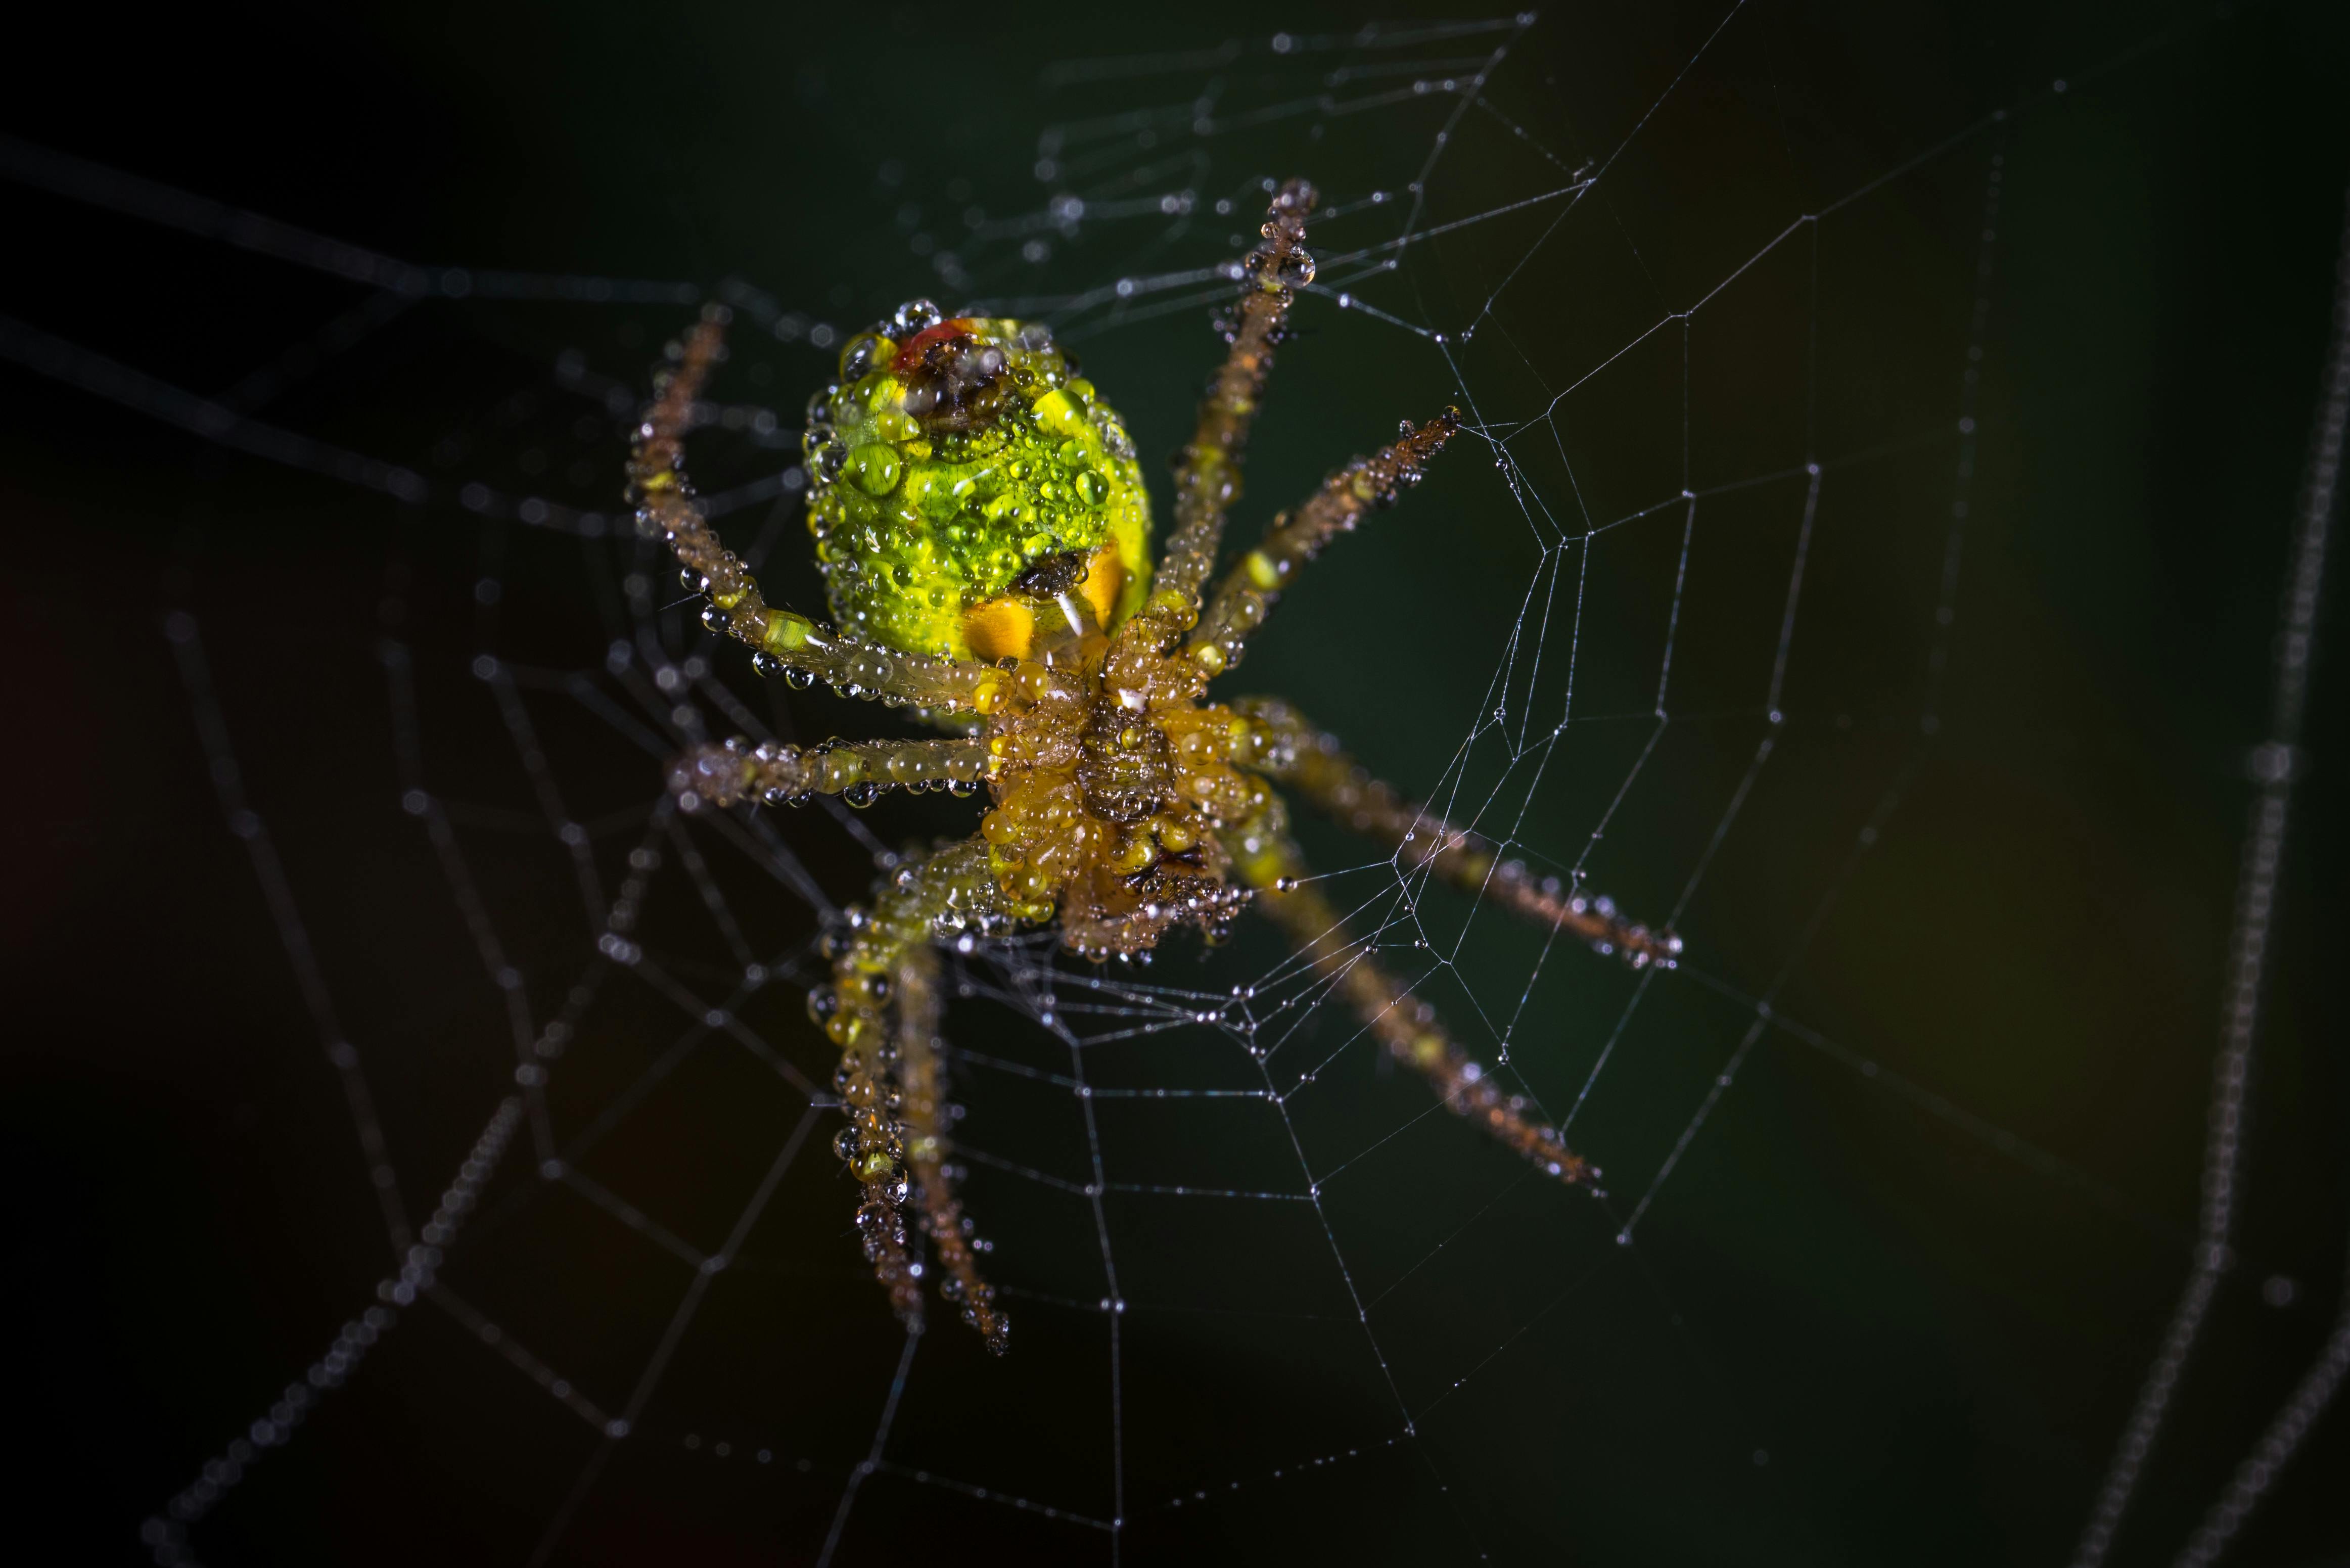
xmin=802 ymin=301 xmax=1153 ymax=661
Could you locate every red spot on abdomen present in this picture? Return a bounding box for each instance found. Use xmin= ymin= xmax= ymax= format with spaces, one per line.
xmin=893 ymin=319 xmax=976 ymax=368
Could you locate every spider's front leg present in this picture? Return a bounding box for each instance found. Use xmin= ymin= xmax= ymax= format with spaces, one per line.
xmin=631 ymin=312 xmax=1004 ymax=715
xmin=1232 ymin=697 xmax=1680 ymax=970
xmin=1222 ymin=804 xmax=1593 ymax=1184
xmin=1103 ymin=177 xmax=1320 ymax=675
xmin=810 ymin=836 xmax=1017 ymax=1347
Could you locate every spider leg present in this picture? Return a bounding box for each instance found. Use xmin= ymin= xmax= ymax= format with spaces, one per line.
xmin=1126 ymin=179 xmax=1319 ymax=652
xmin=1231 ymin=696 xmax=1681 ymax=971
xmin=1186 ymin=409 xmax=1462 ymax=675
xmin=1224 ymin=807 xmax=1593 ymax=1185
xmin=812 ymin=836 xmax=1018 ymax=1336
xmin=670 ymin=734 xmax=990 ymax=812
xmin=631 ymin=314 xmax=1003 ymax=715
xmin=890 ymin=943 xmax=1010 ymax=1352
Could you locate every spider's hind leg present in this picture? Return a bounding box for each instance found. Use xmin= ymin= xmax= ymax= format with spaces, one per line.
xmin=817 ymin=836 xmax=1019 ymax=1347
xmin=892 ymin=943 xmax=1009 ymax=1352
xmin=1224 ymin=807 xmax=1593 ymax=1186
xmin=1231 ymin=697 xmax=1680 ymax=971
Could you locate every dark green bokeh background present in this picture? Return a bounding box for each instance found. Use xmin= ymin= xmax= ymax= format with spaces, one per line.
xmin=4 ymin=1 xmax=2345 ymax=1563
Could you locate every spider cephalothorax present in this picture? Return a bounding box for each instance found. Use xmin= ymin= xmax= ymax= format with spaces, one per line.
xmin=641 ymin=180 xmax=1679 ymax=1353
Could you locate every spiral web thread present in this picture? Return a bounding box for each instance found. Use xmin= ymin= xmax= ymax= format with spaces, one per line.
xmin=1 ymin=8 xmax=2338 ymax=1564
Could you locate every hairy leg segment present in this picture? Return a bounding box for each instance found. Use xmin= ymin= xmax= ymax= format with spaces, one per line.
xmin=805 ymin=838 xmax=1017 ymax=1341
xmin=629 ymin=316 xmax=999 ymax=716
xmin=1223 ymin=806 xmax=1595 ymax=1185
xmin=890 ymin=944 xmax=1009 ymax=1350
xmin=1147 ymin=177 xmax=1319 ymax=610
xmin=669 ymin=734 xmax=989 ymax=812
xmin=1188 ymin=408 xmax=1463 ymax=676
xmin=1233 ymin=696 xmax=1681 ymax=971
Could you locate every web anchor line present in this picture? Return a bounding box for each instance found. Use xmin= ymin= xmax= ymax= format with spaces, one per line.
xmin=1615 ymin=140 xmax=2007 ymax=1242
xmin=527 ymin=1108 xmax=821 ymax=1568
xmin=814 ymin=1326 xmax=926 ymax=1568
xmin=2073 ymin=175 xmax=2350 ymax=1568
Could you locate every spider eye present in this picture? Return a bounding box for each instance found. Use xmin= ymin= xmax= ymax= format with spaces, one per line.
xmin=897 ymin=330 xmax=1010 ymax=434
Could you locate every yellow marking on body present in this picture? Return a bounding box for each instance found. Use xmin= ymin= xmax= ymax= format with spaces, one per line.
xmin=1080 ymin=545 xmax=1125 ymax=629
xmin=962 ymin=545 xmax=1131 ymax=661
xmin=962 ymin=596 xmax=1036 ymax=662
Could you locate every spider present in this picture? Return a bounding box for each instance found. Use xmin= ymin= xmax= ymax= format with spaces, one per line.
xmin=635 ymin=180 xmax=1679 ymax=1353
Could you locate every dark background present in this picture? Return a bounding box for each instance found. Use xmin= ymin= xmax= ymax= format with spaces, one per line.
xmin=4 ymin=1 xmax=2346 ymax=1563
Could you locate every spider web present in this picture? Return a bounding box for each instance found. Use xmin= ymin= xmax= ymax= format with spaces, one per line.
xmin=6 ymin=4 xmax=2346 ymax=1565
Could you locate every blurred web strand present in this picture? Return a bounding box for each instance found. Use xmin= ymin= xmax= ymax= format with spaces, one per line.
xmin=149 ymin=614 xmax=834 ymax=1567
xmin=0 ymin=132 xmax=700 ymax=303
xmin=0 ymin=6 xmax=2302 ymax=1561
xmin=165 ymin=612 xmax=414 ymax=1257
xmin=2076 ymin=175 xmax=2350 ymax=1568
xmin=0 ymin=308 xmax=800 ymax=532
